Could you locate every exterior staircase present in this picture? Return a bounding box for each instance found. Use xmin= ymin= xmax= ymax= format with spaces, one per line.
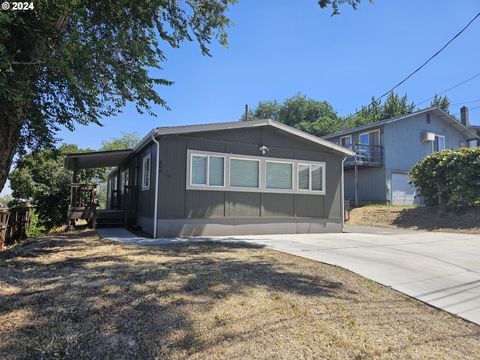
xmin=95 ymin=210 xmax=125 ymax=228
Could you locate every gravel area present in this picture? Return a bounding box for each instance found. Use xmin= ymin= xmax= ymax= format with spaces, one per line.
xmin=1 ymin=230 xmax=479 ymax=359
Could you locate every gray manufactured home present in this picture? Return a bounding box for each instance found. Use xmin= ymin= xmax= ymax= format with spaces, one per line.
xmin=64 ymin=120 xmax=352 ymax=237
xmin=325 ymin=107 xmax=478 ymax=205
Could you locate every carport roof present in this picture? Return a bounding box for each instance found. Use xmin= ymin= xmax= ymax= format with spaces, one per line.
xmin=63 ymin=149 xmax=133 ymax=170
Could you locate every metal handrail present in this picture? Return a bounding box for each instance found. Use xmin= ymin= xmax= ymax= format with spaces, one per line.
xmin=344 ymin=143 xmax=384 ymax=165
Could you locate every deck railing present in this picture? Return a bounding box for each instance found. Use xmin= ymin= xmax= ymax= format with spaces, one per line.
xmin=344 ymin=143 xmax=384 ymax=167
xmin=70 ymin=183 xmax=97 ymax=208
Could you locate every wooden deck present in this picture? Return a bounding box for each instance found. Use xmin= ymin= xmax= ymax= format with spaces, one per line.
xmin=68 ymin=184 xmax=138 ymax=229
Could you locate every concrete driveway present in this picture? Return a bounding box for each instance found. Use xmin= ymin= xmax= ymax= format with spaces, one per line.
xmin=98 ymin=227 xmax=480 ymax=325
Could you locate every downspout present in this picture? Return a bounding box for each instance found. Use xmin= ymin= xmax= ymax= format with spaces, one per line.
xmin=151 ymin=134 xmax=160 ymax=238
xmin=341 ymin=157 xmax=346 ymax=229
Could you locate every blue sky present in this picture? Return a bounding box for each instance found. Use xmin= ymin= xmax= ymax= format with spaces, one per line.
xmin=2 ymin=0 xmax=480 ymax=195
xmin=58 ymin=0 xmax=480 ymax=150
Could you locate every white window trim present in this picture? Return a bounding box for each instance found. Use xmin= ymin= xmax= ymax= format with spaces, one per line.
xmin=142 ymin=153 xmax=151 ymax=191
xmin=229 ymin=156 xmax=261 ymax=190
xmin=340 ymin=135 xmax=352 ymax=147
xmin=186 ymin=150 xmax=326 ymax=196
xmin=432 ymin=135 xmax=446 ymax=152
xmin=265 ymin=160 xmax=294 ymax=190
xmin=189 ymin=153 xmax=226 ymax=188
xmin=358 ymin=129 xmax=380 ymax=145
xmin=297 ymin=163 xmax=326 ymax=195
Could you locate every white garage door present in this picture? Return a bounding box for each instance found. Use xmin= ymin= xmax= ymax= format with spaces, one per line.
xmin=391 ymin=173 xmax=416 ymax=205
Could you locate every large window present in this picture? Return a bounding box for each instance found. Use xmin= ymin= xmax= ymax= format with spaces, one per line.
xmin=190 ymin=154 xmax=225 ymax=187
xmin=187 ymin=150 xmax=326 ymax=195
xmin=298 ymin=163 xmax=325 ymax=193
xmin=142 ymin=154 xmax=151 ymax=191
xmin=230 ymin=158 xmax=259 ymax=188
xmin=266 ymin=161 xmax=293 ymax=190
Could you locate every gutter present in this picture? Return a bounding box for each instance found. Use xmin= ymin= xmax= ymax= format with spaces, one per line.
xmin=151 ymin=134 xmax=160 ymax=238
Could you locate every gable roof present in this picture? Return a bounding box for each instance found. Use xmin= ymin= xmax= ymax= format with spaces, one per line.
xmin=323 ymin=107 xmax=479 ymax=140
xmin=134 ymin=119 xmax=353 ymax=156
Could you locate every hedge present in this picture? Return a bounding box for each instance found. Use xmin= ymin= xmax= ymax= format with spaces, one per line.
xmin=409 ymin=147 xmax=480 ymax=208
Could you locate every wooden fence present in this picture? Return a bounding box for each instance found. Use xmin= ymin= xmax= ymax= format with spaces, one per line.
xmin=0 ymin=206 xmax=32 ymax=250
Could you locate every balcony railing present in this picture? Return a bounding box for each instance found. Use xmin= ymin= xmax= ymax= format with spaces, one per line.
xmin=344 ymin=143 xmax=384 ymax=167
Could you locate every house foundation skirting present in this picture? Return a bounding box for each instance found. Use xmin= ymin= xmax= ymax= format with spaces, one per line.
xmin=137 ymin=216 xmax=342 ymax=238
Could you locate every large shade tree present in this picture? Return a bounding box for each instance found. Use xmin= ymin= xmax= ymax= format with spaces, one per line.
xmin=0 ymin=0 xmax=363 ymax=193
xmin=241 ymin=95 xmax=342 ymax=137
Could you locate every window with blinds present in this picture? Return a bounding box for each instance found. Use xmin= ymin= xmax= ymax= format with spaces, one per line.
xmin=230 ymin=158 xmax=259 ymax=188
xmin=190 ymin=155 xmax=225 ymax=187
xmin=187 ymin=151 xmax=325 ymax=195
xmin=297 ymin=163 xmax=324 ymax=193
xmin=266 ymin=161 xmax=292 ymax=189
xmin=208 ymin=156 xmax=225 ymax=186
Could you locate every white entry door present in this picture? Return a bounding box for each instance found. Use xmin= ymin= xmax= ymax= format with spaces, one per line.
xmin=391 ymin=173 xmax=416 ymax=205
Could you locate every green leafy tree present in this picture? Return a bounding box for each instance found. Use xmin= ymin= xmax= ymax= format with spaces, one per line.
xmin=343 ymin=92 xmax=415 ymax=130
xmin=243 ymin=95 xmax=341 ymax=137
xmin=241 ymin=101 xmax=282 ymax=121
xmin=0 ymin=194 xmax=13 ymax=207
xmin=100 ymin=132 xmax=142 ymax=151
xmin=9 ymin=144 xmax=101 ymax=230
xmin=0 ymin=1 xmax=361 ymax=194
xmin=0 ymin=0 xmax=235 ymax=194
xmin=430 ymin=94 xmax=450 ymax=113
xmin=9 ymin=132 xmax=143 ymax=228
xmin=410 ymin=148 xmax=480 ymax=208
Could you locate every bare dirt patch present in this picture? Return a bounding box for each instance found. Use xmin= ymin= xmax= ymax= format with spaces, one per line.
xmin=348 ymin=206 xmax=480 ymax=234
xmin=1 ymin=231 xmax=479 ymax=359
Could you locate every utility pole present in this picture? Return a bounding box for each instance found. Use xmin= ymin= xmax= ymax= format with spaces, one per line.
xmin=245 ymin=104 xmax=248 ymax=121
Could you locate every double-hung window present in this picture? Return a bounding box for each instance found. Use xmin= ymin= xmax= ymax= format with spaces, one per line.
xmin=190 ymin=154 xmax=225 ymax=187
xmin=298 ymin=163 xmax=325 ymax=193
xmin=142 ymin=154 xmax=151 ymax=191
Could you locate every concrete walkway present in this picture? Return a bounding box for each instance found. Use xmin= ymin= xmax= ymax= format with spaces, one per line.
xmin=97 ymin=227 xmax=480 ymax=325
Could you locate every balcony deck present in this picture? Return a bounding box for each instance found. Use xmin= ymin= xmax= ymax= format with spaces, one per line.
xmin=343 ymin=143 xmax=384 ymax=168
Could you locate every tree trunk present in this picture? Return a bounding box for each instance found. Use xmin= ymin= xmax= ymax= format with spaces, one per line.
xmin=0 ymin=113 xmax=22 ymax=194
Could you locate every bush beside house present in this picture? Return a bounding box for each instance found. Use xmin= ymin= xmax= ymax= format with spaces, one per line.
xmin=410 ymin=148 xmax=480 ymax=208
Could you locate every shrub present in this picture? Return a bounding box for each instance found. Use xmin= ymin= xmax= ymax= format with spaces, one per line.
xmin=409 ymin=148 xmax=480 ymax=208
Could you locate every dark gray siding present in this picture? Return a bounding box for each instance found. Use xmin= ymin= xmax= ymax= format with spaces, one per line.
xmin=156 ymin=126 xmax=343 ymax=221
xmin=136 ymin=143 xmax=156 ymax=218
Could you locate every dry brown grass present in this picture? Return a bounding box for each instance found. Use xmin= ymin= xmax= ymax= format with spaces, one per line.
xmin=1 ymin=230 xmax=479 ymax=359
xmin=348 ymin=206 xmax=480 ymax=234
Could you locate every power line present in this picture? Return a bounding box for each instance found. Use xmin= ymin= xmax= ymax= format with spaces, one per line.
xmin=453 ymin=104 xmax=480 ymax=117
xmin=343 ymin=11 xmax=480 ymax=121
xmin=417 ymin=73 xmax=480 ymax=107
xmin=376 ymin=11 xmax=480 ymax=101
xmin=451 ymin=98 xmax=480 ymax=106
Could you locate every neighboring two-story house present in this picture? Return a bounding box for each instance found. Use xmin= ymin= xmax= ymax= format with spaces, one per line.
xmin=324 ymin=107 xmax=478 ymax=205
